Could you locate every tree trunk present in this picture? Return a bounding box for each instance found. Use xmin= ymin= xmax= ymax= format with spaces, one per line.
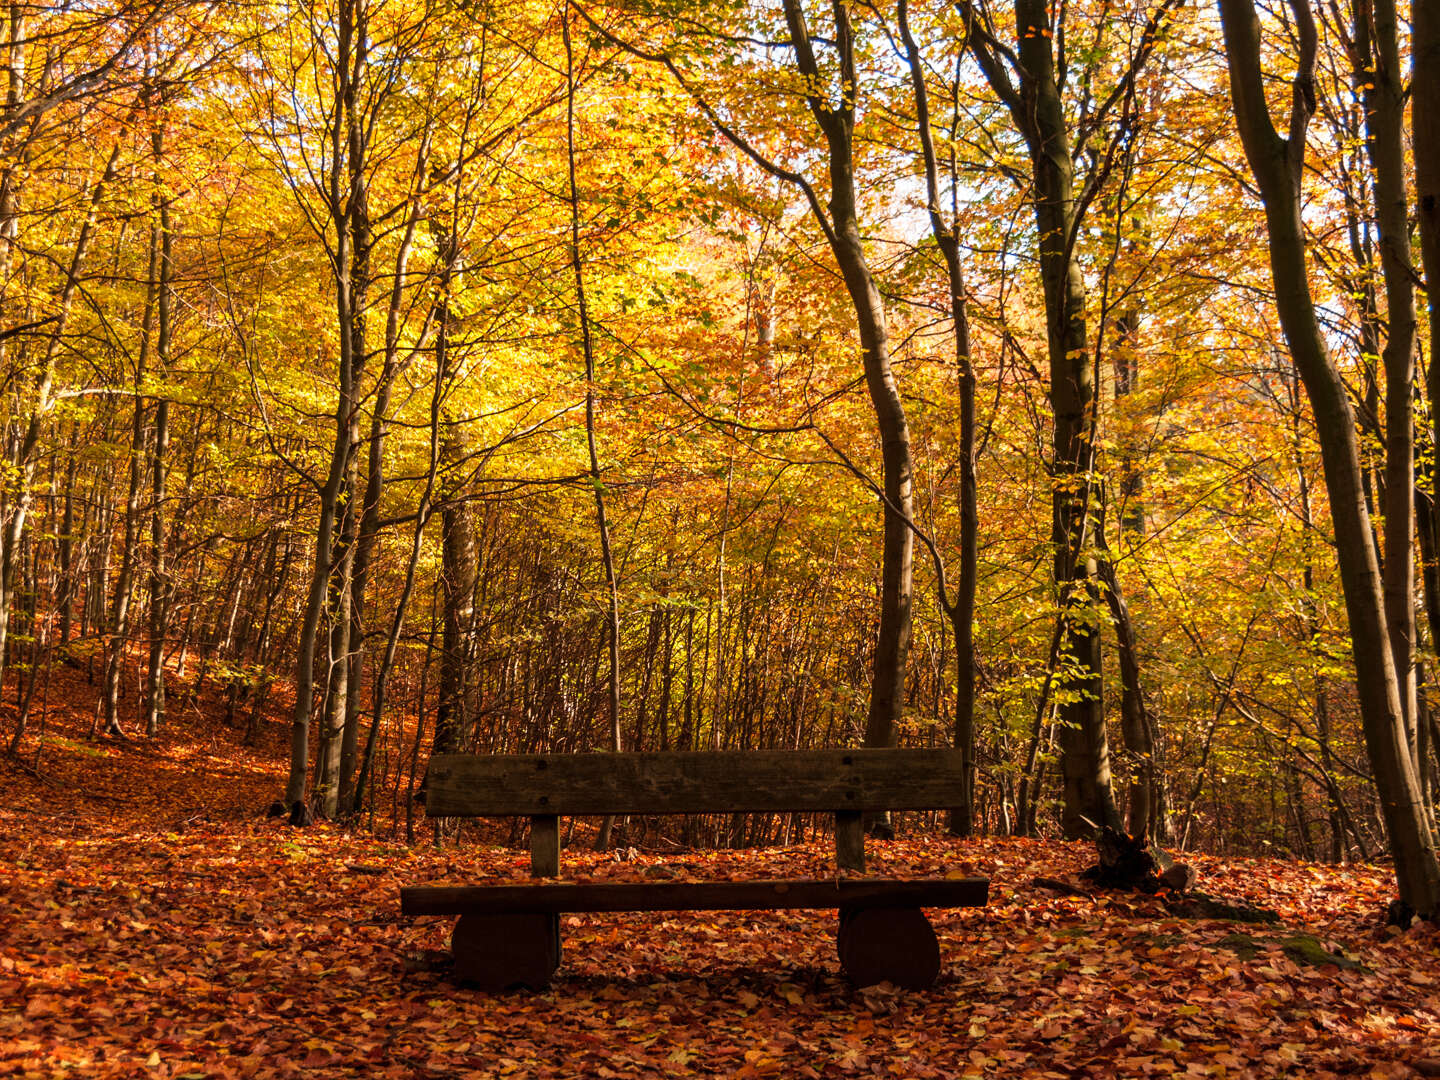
xmin=1099 ymin=555 xmax=1171 ymax=841
xmin=143 ymin=191 xmax=173 ymax=737
xmin=1418 ymin=0 xmax=1440 ymax=626
xmin=1415 ymin=0 xmax=1440 ymax=800
xmin=56 ymin=455 xmax=75 ymax=649
xmin=434 ymin=433 xmax=477 ymax=757
xmin=564 ymin=9 xmax=623 ymax=850
xmin=1022 ymin=0 xmax=1120 ymax=837
xmin=959 ymin=0 xmax=1133 ymax=837
xmin=314 ymin=477 xmax=356 ymax=818
xmin=898 ymin=0 xmax=978 ymax=836
xmin=283 ymin=0 xmax=369 ymax=810
xmin=103 ymin=187 xmax=163 ymax=738
xmin=1352 ymin=0 xmax=1419 ymax=759
xmin=342 ymin=194 xmax=424 ymax=813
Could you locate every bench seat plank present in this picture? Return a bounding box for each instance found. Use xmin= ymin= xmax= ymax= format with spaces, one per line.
xmin=424 ymin=749 xmax=967 ymax=817
xmin=401 ymin=876 xmax=989 ymax=916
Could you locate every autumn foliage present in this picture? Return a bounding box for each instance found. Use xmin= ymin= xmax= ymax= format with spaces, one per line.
xmin=4 ymin=0 xmax=1440 ymax=1071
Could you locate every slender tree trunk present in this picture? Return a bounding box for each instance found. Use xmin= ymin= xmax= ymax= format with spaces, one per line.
xmin=1099 ymin=554 xmax=1171 ymax=841
xmin=597 ymin=2 xmax=917 ymax=765
xmin=680 ymin=1 xmax=918 ymax=793
xmin=564 ymin=7 xmax=623 ymax=850
xmin=960 ymin=0 xmax=1143 ymax=836
xmin=434 ymin=432 xmax=476 ymax=756
xmin=357 ymin=259 xmax=447 ymax=809
xmin=284 ymin=0 xmax=372 ymax=810
xmin=326 ymin=82 xmax=372 ymax=813
xmin=1351 ymin=0 xmax=1419 ymax=757
xmin=899 ymin=0 xmax=976 ymax=834
xmin=344 ymin=150 xmax=426 ymax=814
xmin=103 ymin=182 xmax=163 ymax=737
xmin=285 ymin=14 xmax=361 ymax=807
xmin=56 ymin=455 xmax=75 ymax=649
xmin=1415 ymin=0 xmax=1440 ymax=798
xmin=143 ymin=189 xmax=173 ymax=736
xmin=314 ymin=480 xmax=356 ymax=818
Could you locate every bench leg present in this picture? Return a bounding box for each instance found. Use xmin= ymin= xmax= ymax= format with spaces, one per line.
xmin=836 ymin=906 xmax=940 ymax=991
xmin=451 ymin=912 xmax=561 ymax=991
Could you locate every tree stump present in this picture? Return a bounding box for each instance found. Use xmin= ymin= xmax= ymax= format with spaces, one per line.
xmin=836 ymin=906 xmax=940 ymax=990
xmin=451 ymin=912 xmax=561 ymax=991
xmin=1084 ymin=826 xmax=1194 ymax=894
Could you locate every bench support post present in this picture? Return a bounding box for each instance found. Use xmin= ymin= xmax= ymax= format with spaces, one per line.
xmin=836 ymin=906 xmax=940 ymax=990
xmin=530 ymin=815 xmax=560 ymax=877
xmin=835 ymin=810 xmax=865 ymax=872
xmin=452 ymin=912 xmax=561 ymax=991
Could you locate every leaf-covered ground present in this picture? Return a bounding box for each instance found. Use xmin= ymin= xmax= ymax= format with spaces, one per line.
xmin=3 ymin=690 xmax=1439 ymax=1078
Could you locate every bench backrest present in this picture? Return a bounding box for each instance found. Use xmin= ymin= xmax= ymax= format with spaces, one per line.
xmin=424 ymin=749 xmax=965 ymax=816
xmin=425 ymin=749 xmax=964 ymax=876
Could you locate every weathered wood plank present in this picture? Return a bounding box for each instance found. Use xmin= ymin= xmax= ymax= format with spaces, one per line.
xmin=424 ymin=749 xmax=966 ymax=817
xmin=400 ymin=876 xmax=989 ymax=916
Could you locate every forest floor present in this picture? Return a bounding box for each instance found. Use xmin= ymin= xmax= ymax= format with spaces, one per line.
xmin=3 ymin=671 xmax=1440 ymax=1078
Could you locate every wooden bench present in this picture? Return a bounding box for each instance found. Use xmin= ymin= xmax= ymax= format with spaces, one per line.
xmin=401 ymin=749 xmax=989 ymax=991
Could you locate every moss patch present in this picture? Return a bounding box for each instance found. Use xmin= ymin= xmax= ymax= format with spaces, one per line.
xmin=1214 ymin=931 xmax=1365 ymax=970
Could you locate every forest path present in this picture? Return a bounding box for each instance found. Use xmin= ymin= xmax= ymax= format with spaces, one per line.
xmin=2 ymin=663 xmax=286 ymax=829
xmin=2 ymin=684 xmax=1439 ymax=1078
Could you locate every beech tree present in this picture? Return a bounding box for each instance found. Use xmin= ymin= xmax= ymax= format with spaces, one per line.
xmin=956 ymin=0 xmax=1175 ymax=838
xmin=895 ymin=0 xmax=979 ymax=835
xmin=1219 ymin=0 xmax=1440 ymax=916
xmin=585 ymin=3 xmax=917 ymax=774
